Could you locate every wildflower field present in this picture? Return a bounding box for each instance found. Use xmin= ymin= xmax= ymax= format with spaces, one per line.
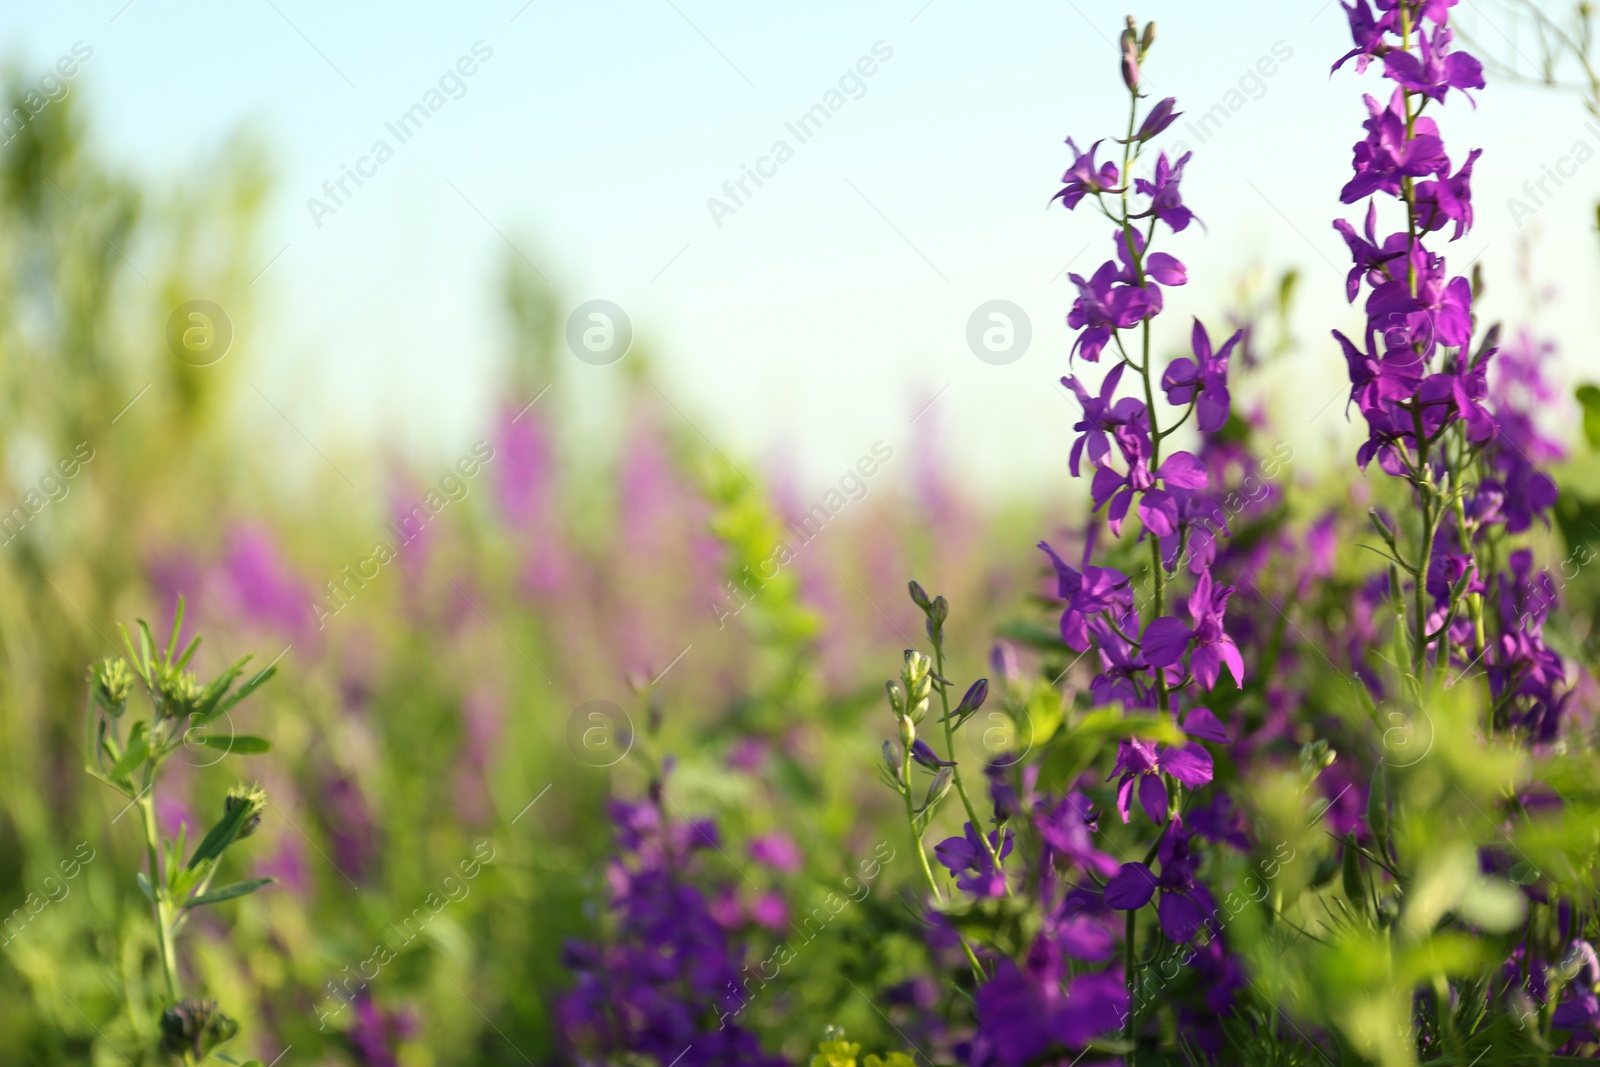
xmin=7 ymin=1 xmax=1600 ymax=1065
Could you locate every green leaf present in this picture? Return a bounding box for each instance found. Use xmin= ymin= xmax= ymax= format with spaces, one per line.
xmin=191 ymin=734 xmax=271 ymax=754
xmin=186 ymin=877 xmax=274 ymax=908
xmin=136 ymin=619 xmax=156 ymax=674
xmin=136 ymin=871 xmax=155 ymax=902
xmin=204 ymin=663 xmax=277 ymax=724
xmin=1577 ymin=383 xmax=1600 ymax=450
xmin=118 ymin=623 xmax=151 ymax=686
xmin=165 ymin=596 xmax=186 ymax=664
xmin=108 ymin=722 xmax=150 ymax=781
xmin=175 ymin=633 xmax=203 ymax=670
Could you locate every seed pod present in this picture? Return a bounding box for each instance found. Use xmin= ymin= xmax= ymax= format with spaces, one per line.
xmin=1367 ymin=761 xmax=1391 ymax=860
xmin=1341 ymin=833 xmax=1367 ymax=913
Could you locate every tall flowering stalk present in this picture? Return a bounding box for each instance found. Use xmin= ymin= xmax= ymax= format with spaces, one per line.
xmin=1327 ymin=2 xmax=1600 ymax=1057
xmin=1048 ymin=17 xmax=1243 ymax=1054
xmin=85 ymin=598 xmax=278 ymax=1064
xmin=871 ymin=21 xmax=1247 ymax=1065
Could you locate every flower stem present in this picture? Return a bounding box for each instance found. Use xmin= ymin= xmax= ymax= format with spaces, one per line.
xmin=137 ymin=780 xmax=180 ymax=1003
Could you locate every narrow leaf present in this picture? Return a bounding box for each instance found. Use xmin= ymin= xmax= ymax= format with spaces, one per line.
xmin=165 ymin=596 xmax=186 ymax=664
xmin=191 ymin=734 xmax=271 ymax=755
xmin=187 ymin=877 xmax=275 ymax=908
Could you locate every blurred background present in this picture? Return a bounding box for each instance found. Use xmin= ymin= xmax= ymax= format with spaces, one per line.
xmin=1 ymin=0 xmax=1598 ymax=1064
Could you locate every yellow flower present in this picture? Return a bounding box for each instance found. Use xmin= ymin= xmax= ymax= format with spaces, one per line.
xmin=809 ymin=1038 xmax=860 ymax=1067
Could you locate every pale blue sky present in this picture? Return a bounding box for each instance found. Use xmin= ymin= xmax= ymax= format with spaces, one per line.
xmin=4 ymin=0 xmax=1595 ymax=501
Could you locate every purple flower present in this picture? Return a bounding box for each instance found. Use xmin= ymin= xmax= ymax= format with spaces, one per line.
xmin=1331 ymin=0 xmax=1398 ymax=74
xmin=1162 ymin=319 xmax=1242 ymax=432
xmin=1108 ymin=738 xmax=1214 ymax=824
xmin=1382 ymin=25 xmax=1483 ymax=103
xmin=1051 ymin=138 xmax=1118 ymax=210
xmin=1066 ymin=260 xmax=1159 ymax=363
xmin=1103 ymin=818 xmax=1217 ymax=941
xmin=1414 ymin=148 xmax=1482 ymax=238
xmin=748 ymin=832 xmax=803 ymax=874
xmin=1365 ymin=243 xmax=1474 ymax=354
xmin=968 ymin=943 xmax=1128 ymax=1067
xmin=935 ymin=822 xmax=1014 ymax=898
xmin=1038 ymin=541 xmax=1135 ymax=651
xmin=1340 ymin=89 xmax=1449 ymax=203
xmin=1063 ymin=362 xmax=1143 ymax=476
xmin=1135 ymin=97 xmax=1181 ymax=142
xmin=1033 ymin=791 xmax=1121 ymax=878
xmin=911 ymin=738 xmax=958 ymax=769
xmin=1134 ymin=150 xmax=1196 ymax=232
xmin=1333 ymin=200 xmax=1410 ymax=302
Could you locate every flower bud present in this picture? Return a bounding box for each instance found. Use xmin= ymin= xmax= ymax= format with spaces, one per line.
xmin=929 ymin=597 xmax=948 ymax=626
xmin=902 ymin=650 xmax=931 ymax=688
xmin=885 ymin=680 xmax=905 ymax=717
xmin=160 ymin=998 xmax=239 ymax=1059
xmin=898 ymin=715 xmax=916 ymax=749
xmin=923 ymin=766 xmax=953 ymax=811
xmin=1367 ymin=761 xmax=1390 ymax=859
xmin=154 ymin=664 xmax=202 ymax=722
xmin=90 ymin=658 xmax=135 ymax=718
xmin=907 ymin=580 xmax=932 ymax=611
xmin=1340 ymin=833 xmax=1366 ymax=913
xmin=1368 ymin=508 xmax=1396 ymax=547
xmin=882 ymin=739 xmax=901 ymax=778
xmin=1141 ymin=20 xmax=1156 ymax=51
xmin=224 ymin=783 xmax=268 ymax=840
xmin=910 ymin=697 xmax=930 ymax=724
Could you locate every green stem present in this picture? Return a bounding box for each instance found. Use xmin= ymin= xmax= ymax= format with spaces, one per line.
xmin=898 ymin=746 xmax=987 ymax=982
xmin=933 ymin=638 xmax=1009 ymax=897
xmin=137 ymin=783 xmax=180 ymax=1004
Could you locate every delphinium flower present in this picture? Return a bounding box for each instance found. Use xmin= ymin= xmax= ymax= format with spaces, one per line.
xmin=868 ymin=21 xmax=1248 ymax=1066
xmin=1330 ymin=2 xmax=1577 ymax=732
xmin=1328 ymin=1 xmax=1592 ymax=1050
xmin=557 ymin=778 xmax=785 ymax=1067
xmin=1038 ymin=19 xmax=1252 ymax=1053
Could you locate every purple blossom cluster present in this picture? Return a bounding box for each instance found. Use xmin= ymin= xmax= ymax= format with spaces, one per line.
xmin=557 ymin=779 xmax=786 ymax=1067
xmin=1330 ymin=0 xmax=1568 ymax=733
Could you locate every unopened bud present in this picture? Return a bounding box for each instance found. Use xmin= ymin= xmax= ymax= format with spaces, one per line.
xmin=885 ymin=680 xmax=906 ymax=717
xmin=1368 ymin=509 xmax=1396 ymax=547
xmin=224 ymin=783 xmax=268 ymax=840
xmin=90 ymin=658 xmax=135 ymax=718
xmin=907 ymin=580 xmax=932 ymax=611
xmin=1141 ymin=20 xmax=1156 ymax=51
xmin=160 ymin=998 xmax=239 ymax=1060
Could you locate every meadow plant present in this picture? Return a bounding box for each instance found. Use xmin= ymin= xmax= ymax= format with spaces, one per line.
xmin=84 ymin=599 xmax=277 ymax=1064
